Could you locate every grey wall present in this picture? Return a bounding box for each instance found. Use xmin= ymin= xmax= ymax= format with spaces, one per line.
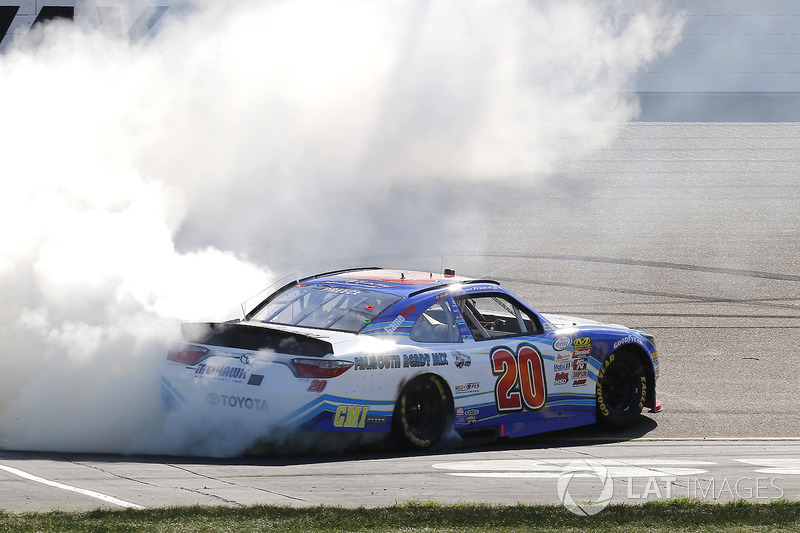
xmin=637 ymin=0 xmax=800 ymax=120
xmin=2 ymin=1 xmax=799 ymax=121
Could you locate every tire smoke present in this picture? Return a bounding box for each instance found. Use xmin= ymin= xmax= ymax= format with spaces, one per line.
xmin=0 ymin=0 xmax=683 ymax=455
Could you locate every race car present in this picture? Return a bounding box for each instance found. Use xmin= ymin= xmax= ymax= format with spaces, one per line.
xmin=161 ymin=267 xmax=661 ymax=450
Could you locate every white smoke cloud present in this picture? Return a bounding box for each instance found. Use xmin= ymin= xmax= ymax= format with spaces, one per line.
xmin=0 ymin=0 xmax=683 ymax=455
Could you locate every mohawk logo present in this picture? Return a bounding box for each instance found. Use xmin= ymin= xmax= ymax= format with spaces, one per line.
xmin=194 ymin=362 xmax=249 ymax=382
xmin=0 ymin=2 xmax=170 ymax=50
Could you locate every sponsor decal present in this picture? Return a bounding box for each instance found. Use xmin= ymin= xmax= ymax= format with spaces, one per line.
xmin=572 ymin=370 xmax=588 ymax=379
xmin=403 ymin=352 xmax=448 ymax=367
xmin=333 ymin=405 xmax=370 ymax=428
xmin=345 ymin=279 xmax=393 ymax=289
xmin=573 ymin=347 xmax=591 ymax=358
xmin=363 ymin=414 xmax=387 ymax=427
xmin=453 ymin=351 xmax=471 ymax=368
xmin=206 ymin=393 xmax=268 ymax=411
xmin=554 ymin=372 xmax=569 ymax=386
xmin=555 ymin=351 xmax=572 ymax=361
xmin=435 ymin=291 xmax=450 ymax=301
xmin=455 ymin=382 xmax=480 ymax=395
xmin=451 ymin=306 xmax=471 ymax=338
xmin=317 ymin=285 xmax=362 ymax=295
xmin=460 ymin=284 xmax=490 ymax=293
xmin=553 ymin=336 xmax=571 ymax=351
xmin=195 ymin=363 xmax=249 ymax=382
xmin=572 ymin=358 xmax=588 ymax=371
xmin=239 ymin=353 xmax=254 ymax=365
xmin=383 ymin=303 xmax=417 ymax=334
xmin=554 ymin=362 xmax=572 ymax=371
xmin=455 ymin=408 xmax=480 ymax=424
xmin=354 ymin=354 xmax=402 ymax=370
xmin=574 ymin=337 xmax=592 ymax=349
xmin=572 ymin=378 xmax=587 ymax=387
xmin=613 ymin=334 xmax=646 ymax=351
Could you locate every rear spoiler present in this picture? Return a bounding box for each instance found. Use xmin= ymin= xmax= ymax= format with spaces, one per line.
xmin=181 ymin=322 xmax=334 ymax=357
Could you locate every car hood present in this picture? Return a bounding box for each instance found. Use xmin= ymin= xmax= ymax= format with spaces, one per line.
xmin=541 ymin=313 xmax=630 ymax=332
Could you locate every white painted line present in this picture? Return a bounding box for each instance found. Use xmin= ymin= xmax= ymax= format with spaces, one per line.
xmin=0 ymin=464 xmax=146 ymax=510
xmin=444 ymin=468 xmax=709 ymax=479
xmin=735 ymin=458 xmax=800 ymax=476
xmin=432 ymin=459 xmax=713 ymax=479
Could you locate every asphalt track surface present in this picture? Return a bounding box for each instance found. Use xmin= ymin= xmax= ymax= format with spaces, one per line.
xmin=1 ymin=123 xmax=799 ymax=511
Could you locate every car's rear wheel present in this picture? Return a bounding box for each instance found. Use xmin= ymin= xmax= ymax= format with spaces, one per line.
xmin=596 ymin=349 xmax=646 ymax=428
xmin=392 ymin=374 xmax=449 ymax=450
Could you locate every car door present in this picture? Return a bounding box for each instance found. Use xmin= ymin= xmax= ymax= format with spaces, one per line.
xmin=452 ymin=292 xmax=559 ymax=418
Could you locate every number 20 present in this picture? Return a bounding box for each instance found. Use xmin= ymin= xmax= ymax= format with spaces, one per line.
xmin=491 ymin=345 xmax=547 ymax=412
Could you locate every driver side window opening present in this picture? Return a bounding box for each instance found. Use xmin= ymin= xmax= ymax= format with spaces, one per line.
xmin=455 ymin=293 xmax=541 ymax=340
xmin=410 ymin=299 xmax=463 ymax=343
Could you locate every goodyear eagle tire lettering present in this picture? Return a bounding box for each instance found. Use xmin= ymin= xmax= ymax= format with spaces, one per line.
xmin=392 ymin=374 xmax=449 ymax=450
xmin=596 ymin=349 xmax=646 ymax=428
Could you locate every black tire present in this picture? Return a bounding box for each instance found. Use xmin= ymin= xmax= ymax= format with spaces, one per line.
xmin=596 ymin=349 xmax=647 ymax=428
xmin=392 ymin=374 xmax=449 ymax=450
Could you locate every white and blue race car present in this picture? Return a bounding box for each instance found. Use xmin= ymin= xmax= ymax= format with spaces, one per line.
xmin=162 ymin=267 xmax=661 ymax=450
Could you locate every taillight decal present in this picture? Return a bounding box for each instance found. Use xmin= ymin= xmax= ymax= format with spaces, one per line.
xmin=292 ymin=358 xmax=353 ymax=378
xmin=166 ymin=344 xmax=209 ymax=366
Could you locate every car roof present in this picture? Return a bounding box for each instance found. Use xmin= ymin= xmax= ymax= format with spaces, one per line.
xmin=300 ymin=267 xmax=486 ymax=298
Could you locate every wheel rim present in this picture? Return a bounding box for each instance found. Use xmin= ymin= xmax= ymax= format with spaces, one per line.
xmin=601 ymin=363 xmax=636 ymax=411
xmin=404 ymin=382 xmax=438 ymax=437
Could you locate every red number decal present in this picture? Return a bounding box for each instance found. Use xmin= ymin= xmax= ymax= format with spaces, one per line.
xmin=307 ymin=379 xmax=328 ymax=393
xmin=491 ymin=348 xmax=522 ymax=411
xmin=517 ymin=345 xmax=546 ymax=410
xmin=491 ymin=344 xmax=547 ymax=412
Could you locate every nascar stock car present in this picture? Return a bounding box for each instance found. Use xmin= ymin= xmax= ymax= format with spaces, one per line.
xmin=161 ymin=267 xmax=661 ymax=450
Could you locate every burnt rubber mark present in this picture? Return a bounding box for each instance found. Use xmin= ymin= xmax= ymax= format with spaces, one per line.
xmin=498 ymin=278 xmax=800 ymax=312
xmin=570 ymin=312 xmax=800 ymax=319
xmin=476 ymin=253 xmax=800 ymax=282
xmin=168 ymin=464 xmax=309 ymax=504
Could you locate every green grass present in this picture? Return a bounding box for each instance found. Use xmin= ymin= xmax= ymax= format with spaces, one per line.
xmin=1 ymin=499 xmax=800 ymax=532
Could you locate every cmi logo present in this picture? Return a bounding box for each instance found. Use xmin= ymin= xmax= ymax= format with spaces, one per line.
xmin=0 ymin=1 xmax=170 ymax=51
xmin=333 ymin=405 xmax=370 ymax=428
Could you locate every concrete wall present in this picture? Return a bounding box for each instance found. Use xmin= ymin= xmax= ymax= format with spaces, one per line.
xmin=2 ymin=1 xmax=798 ymax=120
xmin=637 ymin=0 xmax=800 ymax=120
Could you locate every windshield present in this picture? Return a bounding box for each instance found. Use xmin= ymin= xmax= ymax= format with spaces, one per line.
xmin=249 ymin=283 xmax=402 ymax=333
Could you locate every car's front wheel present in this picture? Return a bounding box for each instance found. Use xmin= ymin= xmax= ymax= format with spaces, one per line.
xmin=596 ymin=349 xmax=646 ymax=428
xmin=392 ymin=374 xmax=449 ymax=450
